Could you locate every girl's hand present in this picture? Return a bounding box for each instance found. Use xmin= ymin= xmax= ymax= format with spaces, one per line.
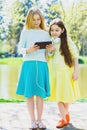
xmin=72 ymin=58 xmax=79 ymax=80
xmin=46 ymin=44 xmax=55 ymax=52
xmin=72 ymin=71 xmax=78 ymax=80
xmin=26 ymin=45 xmax=40 ymax=53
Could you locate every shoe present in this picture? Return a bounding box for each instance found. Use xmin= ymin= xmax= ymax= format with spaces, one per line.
xmin=56 ymin=119 xmax=67 ymax=128
xmin=66 ymin=113 xmax=70 ymax=123
xmin=37 ymin=121 xmax=46 ymax=129
xmin=30 ymin=121 xmax=38 ymax=130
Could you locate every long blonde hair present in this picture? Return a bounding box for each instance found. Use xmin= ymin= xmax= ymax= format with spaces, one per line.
xmin=25 ymin=7 xmax=45 ymax=30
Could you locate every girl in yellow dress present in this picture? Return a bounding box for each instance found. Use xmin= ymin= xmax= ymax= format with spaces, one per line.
xmin=47 ymin=18 xmax=80 ymax=128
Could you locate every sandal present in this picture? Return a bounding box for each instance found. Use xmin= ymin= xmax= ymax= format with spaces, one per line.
xmin=30 ymin=121 xmax=38 ymax=130
xmin=66 ymin=113 xmax=70 ymax=123
xmin=37 ymin=121 xmax=46 ymax=129
xmin=56 ymin=119 xmax=68 ymax=128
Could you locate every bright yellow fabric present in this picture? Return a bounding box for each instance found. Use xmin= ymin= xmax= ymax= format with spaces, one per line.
xmin=48 ymin=38 xmax=80 ymax=102
xmin=48 ymin=62 xmax=80 ymax=102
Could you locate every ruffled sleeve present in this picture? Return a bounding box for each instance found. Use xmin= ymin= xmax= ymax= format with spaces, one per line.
xmin=68 ymin=37 xmax=79 ymax=59
xmin=53 ymin=37 xmax=60 ymax=44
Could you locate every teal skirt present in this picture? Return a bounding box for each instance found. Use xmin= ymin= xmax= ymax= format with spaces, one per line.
xmin=16 ymin=61 xmax=50 ymax=98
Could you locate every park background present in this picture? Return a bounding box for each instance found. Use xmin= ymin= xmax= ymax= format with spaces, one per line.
xmin=0 ymin=0 xmax=87 ymax=102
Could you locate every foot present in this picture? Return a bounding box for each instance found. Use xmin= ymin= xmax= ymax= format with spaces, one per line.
xmin=56 ymin=119 xmax=68 ymax=128
xmin=30 ymin=121 xmax=38 ymax=130
xmin=66 ymin=113 xmax=70 ymax=123
xmin=37 ymin=121 xmax=46 ymax=129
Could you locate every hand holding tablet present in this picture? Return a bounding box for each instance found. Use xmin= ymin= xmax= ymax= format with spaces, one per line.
xmin=34 ymin=41 xmax=52 ymax=49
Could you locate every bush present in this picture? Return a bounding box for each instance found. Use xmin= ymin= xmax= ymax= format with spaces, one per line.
xmin=79 ymin=56 xmax=87 ymax=64
xmin=78 ymin=58 xmax=85 ymax=64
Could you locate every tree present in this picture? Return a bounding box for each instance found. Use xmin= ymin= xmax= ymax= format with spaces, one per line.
xmin=44 ymin=0 xmax=65 ymax=24
xmin=63 ymin=1 xmax=87 ymax=55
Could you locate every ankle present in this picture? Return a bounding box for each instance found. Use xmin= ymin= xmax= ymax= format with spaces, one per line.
xmin=37 ymin=120 xmax=46 ymax=129
xmin=66 ymin=113 xmax=70 ymax=123
xmin=31 ymin=121 xmax=38 ymax=129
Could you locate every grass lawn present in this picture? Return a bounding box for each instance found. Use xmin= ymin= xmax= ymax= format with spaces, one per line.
xmin=0 ymin=57 xmax=22 ymax=65
xmin=79 ymin=56 xmax=87 ymax=64
xmin=0 ymin=56 xmax=87 ymax=65
xmin=0 ymin=98 xmax=25 ymax=102
xmin=0 ymin=98 xmax=87 ymax=103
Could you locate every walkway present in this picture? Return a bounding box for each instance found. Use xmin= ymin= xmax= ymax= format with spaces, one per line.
xmin=0 ymin=102 xmax=87 ymax=130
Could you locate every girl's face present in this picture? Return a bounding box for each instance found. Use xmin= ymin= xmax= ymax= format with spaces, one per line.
xmin=33 ymin=14 xmax=41 ymax=29
xmin=50 ymin=24 xmax=64 ymax=38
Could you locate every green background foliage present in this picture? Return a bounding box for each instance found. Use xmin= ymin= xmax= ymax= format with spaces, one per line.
xmin=0 ymin=0 xmax=87 ymax=56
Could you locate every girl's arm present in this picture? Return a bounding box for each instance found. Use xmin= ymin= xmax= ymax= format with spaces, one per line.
xmin=18 ymin=30 xmax=39 ymax=54
xmin=45 ymin=45 xmax=56 ymax=62
xmin=67 ymin=37 xmax=79 ymax=80
xmin=26 ymin=45 xmax=39 ymax=54
xmin=46 ymin=44 xmax=56 ymax=56
xmin=45 ymin=50 xmax=49 ymax=62
xmin=72 ymin=58 xmax=79 ymax=80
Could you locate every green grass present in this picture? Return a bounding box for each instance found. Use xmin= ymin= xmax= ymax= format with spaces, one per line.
xmin=0 ymin=98 xmax=48 ymax=103
xmin=79 ymin=56 xmax=87 ymax=64
xmin=77 ymin=98 xmax=87 ymax=102
xmin=0 ymin=57 xmax=22 ymax=65
xmin=0 ymin=56 xmax=87 ymax=65
xmin=0 ymin=98 xmax=25 ymax=103
xmin=0 ymin=98 xmax=87 ymax=103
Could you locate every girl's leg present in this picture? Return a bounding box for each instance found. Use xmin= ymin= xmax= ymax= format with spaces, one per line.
xmin=56 ymin=102 xmax=68 ymax=128
xmin=26 ymin=97 xmax=36 ymax=121
xmin=64 ymin=103 xmax=70 ymax=123
xmin=36 ymin=96 xmax=44 ymax=121
xmin=58 ymin=102 xmax=67 ymax=120
xmin=36 ymin=96 xmax=46 ymax=128
xmin=64 ymin=103 xmax=69 ymax=113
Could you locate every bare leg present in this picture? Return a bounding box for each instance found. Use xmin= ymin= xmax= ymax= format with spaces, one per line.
xmin=36 ymin=96 xmax=44 ymax=121
xmin=58 ymin=102 xmax=67 ymax=120
xmin=26 ymin=97 xmax=36 ymax=121
xmin=64 ymin=103 xmax=70 ymax=123
xmin=64 ymin=103 xmax=69 ymax=113
xmin=36 ymin=96 xmax=46 ymax=128
xmin=56 ymin=102 xmax=69 ymax=128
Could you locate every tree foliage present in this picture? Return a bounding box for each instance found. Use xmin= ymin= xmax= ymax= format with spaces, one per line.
xmin=0 ymin=0 xmax=87 ymax=55
xmin=63 ymin=1 xmax=87 ymax=55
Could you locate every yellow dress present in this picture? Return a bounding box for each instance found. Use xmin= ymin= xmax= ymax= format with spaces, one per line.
xmin=48 ymin=37 xmax=80 ymax=103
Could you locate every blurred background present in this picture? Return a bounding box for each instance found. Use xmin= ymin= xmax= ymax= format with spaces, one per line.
xmin=0 ymin=0 xmax=87 ymax=101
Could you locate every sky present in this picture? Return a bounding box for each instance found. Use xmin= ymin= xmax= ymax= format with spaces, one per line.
xmin=41 ymin=0 xmax=87 ymax=7
xmin=3 ymin=0 xmax=87 ymax=9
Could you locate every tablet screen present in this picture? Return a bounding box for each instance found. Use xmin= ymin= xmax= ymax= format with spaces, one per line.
xmin=35 ymin=41 xmax=52 ymax=49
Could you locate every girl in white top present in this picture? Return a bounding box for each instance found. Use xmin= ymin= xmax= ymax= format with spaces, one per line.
xmin=16 ymin=7 xmax=51 ymax=129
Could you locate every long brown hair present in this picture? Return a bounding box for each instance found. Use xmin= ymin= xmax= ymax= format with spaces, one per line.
xmin=25 ymin=7 xmax=45 ymax=30
xmin=49 ymin=19 xmax=73 ymax=67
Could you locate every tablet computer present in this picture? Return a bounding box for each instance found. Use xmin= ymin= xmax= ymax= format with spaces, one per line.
xmin=35 ymin=41 xmax=52 ymax=49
